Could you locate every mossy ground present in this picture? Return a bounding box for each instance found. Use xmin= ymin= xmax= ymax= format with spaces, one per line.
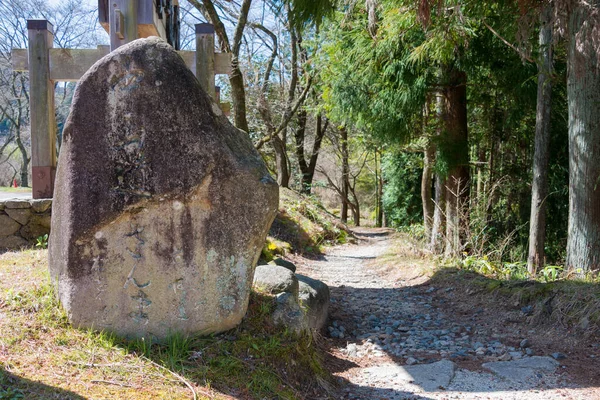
xmin=263 ymin=188 xmax=351 ymax=260
xmin=0 ymin=250 xmax=332 ymax=399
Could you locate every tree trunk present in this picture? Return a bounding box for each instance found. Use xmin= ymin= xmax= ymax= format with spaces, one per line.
xmin=430 ymin=93 xmax=446 ymax=254
xmin=422 ymin=140 xmax=435 ymax=242
xmin=300 ymin=113 xmax=329 ymax=194
xmin=295 ymin=109 xmax=310 ymax=192
xmin=430 ymin=173 xmax=446 ymax=253
xmin=375 ymin=149 xmax=384 ymax=227
xmin=341 ymin=127 xmax=349 ymax=224
xmin=230 ymin=65 xmax=249 ymax=133
xmin=196 ymin=0 xmax=251 ymax=133
xmin=272 ymin=135 xmax=290 ymax=187
xmin=307 ymin=116 xmax=327 ymax=193
xmin=566 ymin=1 xmax=600 ymax=273
xmin=527 ymin=4 xmax=553 ymax=275
xmin=443 ymin=68 xmax=470 ymax=258
xmin=476 ymin=145 xmax=485 ymax=202
xmin=15 ymin=127 xmax=28 ymax=187
xmin=351 ymin=199 xmax=360 ymax=226
xmin=377 ymin=167 xmax=384 ymax=227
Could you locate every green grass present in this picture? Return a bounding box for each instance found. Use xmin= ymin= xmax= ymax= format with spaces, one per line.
xmin=0 ymin=250 xmax=332 ymax=399
xmin=266 ymin=188 xmax=351 ymax=257
xmin=431 ymin=263 xmax=600 ymax=333
xmin=0 ymin=187 xmax=31 ymax=193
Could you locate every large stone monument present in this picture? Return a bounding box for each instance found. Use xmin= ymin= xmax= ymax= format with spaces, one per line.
xmin=49 ymin=37 xmax=278 ymax=340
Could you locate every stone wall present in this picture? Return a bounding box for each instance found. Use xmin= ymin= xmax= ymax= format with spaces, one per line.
xmin=0 ymin=199 xmax=52 ymax=251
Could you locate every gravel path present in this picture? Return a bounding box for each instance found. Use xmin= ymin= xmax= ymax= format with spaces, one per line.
xmin=295 ymin=229 xmax=597 ymax=400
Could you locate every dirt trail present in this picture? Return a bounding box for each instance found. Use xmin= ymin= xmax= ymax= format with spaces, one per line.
xmin=294 ymin=228 xmax=599 ymax=400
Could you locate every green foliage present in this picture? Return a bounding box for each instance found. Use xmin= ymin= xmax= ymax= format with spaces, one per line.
xmin=382 ymin=150 xmax=423 ymax=228
xmin=35 ymin=234 xmax=48 ymax=249
xmin=270 ymin=188 xmax=350 ymax=254
xmin=318 ymin=4 xmax=430 ymax=142
xmin=397 ymin=224 xmax=426 ymax=241
xmin=286 ymin=0 xmax=335 ymax=29
xmin=0 ymin=386 xmax=24 ymax=400
xmin=261 ymin=237 xmax=292 ymax=262
xmin=455 ymin=255 xmax=565 ymax=283
xmin=539 ymin=265 xmax=564 ymax=283
xmin=456 ymin=255 xmax=529 ymax=281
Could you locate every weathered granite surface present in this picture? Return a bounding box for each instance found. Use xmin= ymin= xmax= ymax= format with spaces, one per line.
xmin=49 ymin=37 xmax=278 ymax=340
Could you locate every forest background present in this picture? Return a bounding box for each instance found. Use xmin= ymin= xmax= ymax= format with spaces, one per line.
xmin=1 ymin=0 xmax=598 ymax=279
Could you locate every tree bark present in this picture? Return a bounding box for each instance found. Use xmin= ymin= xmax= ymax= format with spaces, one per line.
xmin=195 ymin=0 xmax=251 ymax=132
xmin=375 ymin=149 xmax=384 ymax=227
xmin=443 ymin=68 xmax=470 ymax=258
xmin=273 ymin=135 xmax=290 ymax=187
xmin=422 ymin=140 xmax=435 ymax=242
xmin=349 ymin=187 xmax=360 ymax=226
xmin=341 ymin=126 xmax=349 ymax=224
xmin=295 ymin=112 xmax=327 ymax=194
xmin=430 ymin=173 xmax=446 ymax=253
xmin=377 ymin=161 xmax=384 ymax=227
xmin=527 ymin=3 xmax=553 ymax=275
xmin=566 ymin=1 xmax=600 ymax=273
xmin=15 ymin=132 xmax=28 ymax=187
xmin=295 ymin=109 xmax=309 ymax=191
xmin=430 ymin=93 xmax=446 ymax=254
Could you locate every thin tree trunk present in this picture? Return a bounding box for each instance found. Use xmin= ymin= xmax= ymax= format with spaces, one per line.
xmin=375 ymin=149 xmax=384 ymax=227
xmin=295 ymin=109 xmax=309 ymax=192
xmin=422 ymin=140 xmax=435 ymax=242
xmin=443 ymin=68 xmax=470 ymax=258
xmin=430 ymin=173 xmax=446 ymax=253
xmin=377 ymin=159 xmax=384 ymax=227
xmin=430 ymin=93 xmax=446 ymax=254
xmin=476 ymin=145 xmax=485 ymax=202
xmin=307 ymin=116 xmax=327 ymax=193
xmin=15 ymin=133 xmax=28 ymax=187
xmin=566 ymin=1 xmax=600 ymax=273
xmin=351 ymin=196 xmax=360 ymax=226
xmin=194 ymin=0 xmax=251 ymax=132
xmin=273 ymin=135 xmax=290 ymax=187
xmin=528 ymin=3 xmax=553 ymax=275
xmin=341 ymin=127 xmax=349 ymax=224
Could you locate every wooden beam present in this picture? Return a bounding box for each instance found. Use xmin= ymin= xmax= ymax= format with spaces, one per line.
xmin=114 ymin=9 xmax=125 ymax=40
xmin=49 ymin=47 xmax=110 ymax=81
xmin=99 ymin=0 xmax=109 ymax=32
xmin=12 ymin=47 xmax=111 ymax=82
xmin=138 ymin=0 xmax=166 ymax=39
xmin=27 ymin=20 xmax=56 ymax=199
xmin=109 ymin=0 xmax=139 ymax=51
xmin=12 ymin=47 xmax=231 ymax=82
xmin=195 ymin=23 xmax=215 ymax=99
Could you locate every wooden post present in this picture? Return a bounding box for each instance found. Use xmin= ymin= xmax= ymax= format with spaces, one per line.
xmin=109 ymin=0 xmax=139 ymax=51
xmin=195 ymin=23 xmax=215 ymax=99
xmin=28 ymin=20 xmax=56 ymax=199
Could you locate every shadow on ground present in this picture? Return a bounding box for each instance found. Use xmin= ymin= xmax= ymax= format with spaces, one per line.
xmin=312 ymin=229 xmax=600 ymax=399
xmin=1 ymin=367 xmax=86 ymax=400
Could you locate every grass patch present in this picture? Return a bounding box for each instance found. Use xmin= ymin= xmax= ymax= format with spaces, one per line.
xmin=0 ymin=250 xmax=332 ymax=399
xmin=0 ymin=187 xmax=31 ymax=193
xmin=268 ymin=188 xmax=351 ymax=256
xmin=431 ymin=263 xmax=600 ymax=334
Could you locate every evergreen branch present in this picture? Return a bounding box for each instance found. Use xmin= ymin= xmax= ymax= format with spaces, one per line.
xmin=482 ymin=21 xmax=534 ymax=64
